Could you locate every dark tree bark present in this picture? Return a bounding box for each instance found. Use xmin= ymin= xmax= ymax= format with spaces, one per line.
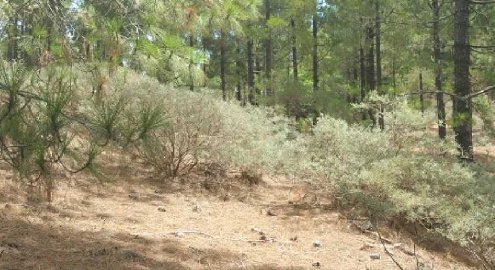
xmin=375 ymin=0 xmax=382 ymax=90
xmin=419 ymin=72 xmax=425 ymax=114
xmin=247 ymin=39 xmax=256 ymax=105
xmin=366 ymin=25 xmax=376 ymax=128
xmin=201 ymin=35 xmax=208 ymax=74
xmin=291 ymin=18 xmax=299 ymax=81
xmin=392 ymin=57 xmax=397 ymax=96
xmin=264 ymin=0 xmax=273 ymax=96
xmin=453 ymin=0 xmax=473 ymax=160
xmin=7 ymin=16 xmax=19 ymax=61
xmin=375 ymin=0 xmax=384 ymax=130
xmin=366 ymin=26 xmax=375 ymax=91
xmin=235 ymin=39 xmax=243 ymax=103
xmin=255 ymin=50 xmax=262 ymax=96
xmin=312 ymin=13 xmax=319 ymax=92
xmin=220 ymin=30 xmax=227 ymax=101
xmin=360 ymin=46 xmax=366 ymax=101
xmin=189 ymin=34 xmax=195 ymax=91
xmin=432 ymin=0 xmax=447 ymax=139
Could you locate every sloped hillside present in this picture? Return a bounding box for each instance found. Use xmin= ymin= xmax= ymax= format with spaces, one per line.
xmin=0 ymin=152 xmax=475 ymax=270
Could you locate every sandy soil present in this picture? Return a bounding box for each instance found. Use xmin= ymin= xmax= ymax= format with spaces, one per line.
xmin=0 ymin=154 xmax=476 ymax=270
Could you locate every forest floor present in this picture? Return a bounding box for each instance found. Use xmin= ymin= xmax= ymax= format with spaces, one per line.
xmin=0 ymin=151 xmax=479 ymax=270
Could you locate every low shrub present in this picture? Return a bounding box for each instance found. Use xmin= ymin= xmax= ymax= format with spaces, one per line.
xmin=135 ymin=91 xmax=222 ymax=178
xmin=305 ymin=109 xmax=495 ymax=268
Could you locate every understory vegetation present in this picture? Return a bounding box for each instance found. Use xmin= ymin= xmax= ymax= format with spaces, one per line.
xmin=1 ymin=61 xmax=493 ymax=267
xmin=2 ymin=0 xmax=495 ymax=268
xmin=116 ymin=70 xmax=495 ymax=268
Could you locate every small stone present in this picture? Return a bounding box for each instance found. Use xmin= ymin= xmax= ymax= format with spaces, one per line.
xmin=360 ymin=220 xmax=373 ymax=231
xmin=290 ymin=236 xmax=298 ymax=241
xmin=157 ymin=207 xmax=167 ymax=212
xmin=369 ymin=253 xmax=381 ymax=260
xmin=175 ymin=231 xmax=185 ymax=238
xmin=313 ymin=240 xmax=321 ymax=248
xmin=267 ymin=209 xmax=278 ymax=216
xmin=312 ymin=262 xmax=321 ymax=268
xmin=193 ymin=204 xmax=201 ymax=212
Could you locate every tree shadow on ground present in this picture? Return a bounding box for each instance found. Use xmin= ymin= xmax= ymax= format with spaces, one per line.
xmin=0 ymin=211 xmax=311 ymax=270
xmin=0 ymin=214 xmax=189 ymax=270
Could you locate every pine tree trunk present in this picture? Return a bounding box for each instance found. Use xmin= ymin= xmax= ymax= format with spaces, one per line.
xmin=202 ymin=36 xmax=208 ymax=74
xmin=453 ymin=0 xmax=473 ymax=160
xmin=312 ymin=10 xmax=320 ymax=125
xmin=419 ymin=72 xmax=425 ymax=114
xmin=360 ymin=46 xmax=366 ymax=101
xmin=189 ymin=34 xmax=195 ymax=91
xmin=433 ymin=0 xmax=447 ymax=139
xmin=220 ymin=30 xmax=227 ymax=101
xmin=313 ymin=14 xmax=319 ymax=92
xmin=375 ymin=0 xmax=382 ymax=90
xmin=366 ymin=26 xmax=375 ymax=91
xmin=366 ymin=25 xmax=376 ymax=128
xmin=247 ymin=39 xmax=256 ymax=105
xmin=392 ymin=57 xmax=396 ymax=96
xmin=264 ymin=0 xmax=273 ymax=96
xmin=236 ymin=39 xmax=243 ymax=103
xmin=375 ymin=0 xmax=384 ymax=130
xmin=291 ymin=18 xmax=298 ymax=81
xmin=255 ymin=52 xmax=262 ymax=96
xmin=7 ymin=16 xmax=19 ymax=61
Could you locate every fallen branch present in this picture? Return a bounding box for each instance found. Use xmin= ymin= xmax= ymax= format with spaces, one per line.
xmin=363 ymin=241 xmax=402 ymax=251
xmin=350 ymin=221 xmax=394 ymax=244
xmin=378 ymin=231 xmax=405 ymax=270
xmin=133 ymin=230 xmax=276 ymax=243
xmin=398 ymin=245 xmax=416 ymax=256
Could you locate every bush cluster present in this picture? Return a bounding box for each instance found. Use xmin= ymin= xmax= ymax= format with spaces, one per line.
xmin=2 ymin=63 xmax=493 ymax=267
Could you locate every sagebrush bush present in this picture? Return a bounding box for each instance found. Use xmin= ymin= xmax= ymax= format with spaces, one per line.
xmin=12 ymin=66 xmax=491 ymax=265
xmin=96 ymin=71 xmax=291 ymax=178
xmin=304 ymin=108 xmax=494 ymax=267
xmin=214 ymin=102 xmax=292 ymax=173
xmin=78 ymin=72 xmax=495 ymax=255
xmin=138 ymin=91 xmax=222 ymax=178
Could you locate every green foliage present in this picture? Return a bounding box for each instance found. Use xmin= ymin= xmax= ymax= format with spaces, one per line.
xmin=275 ymin=80 xmax=314 ymax=119
xmin=304 ymin=113 xmax=495 ymax=260
xmin=0 ymin=62 xmax=116 ymax=200
xmin=474 ymin=95 xmax=495 ymax=138
xmin=214 ymin=102 xmax=294 ymax=174
xmin=108 ymin=71 xmax=297 ymax=177
xmin=1 ymin=0 xmax=495 ymax=265
xmin=266 ymin=17 xmax=287 ymax=28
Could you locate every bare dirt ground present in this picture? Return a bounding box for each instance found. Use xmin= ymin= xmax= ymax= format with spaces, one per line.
xmin=0 ymin=154 xmax=476 ymax=270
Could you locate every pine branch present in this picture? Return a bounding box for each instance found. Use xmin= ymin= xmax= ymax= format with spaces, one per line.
xmin=470 ymin=44 xmax=495 ymax=49
xmin=398 ymin=91 xmax=457 ymax=98
xmin=465 ymin=85 xmax=495 ymax=99
xmin=400 ymin=85 xmax=495 ymax=101
xmin=470 ymin=0 xmax=495 ymax=4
